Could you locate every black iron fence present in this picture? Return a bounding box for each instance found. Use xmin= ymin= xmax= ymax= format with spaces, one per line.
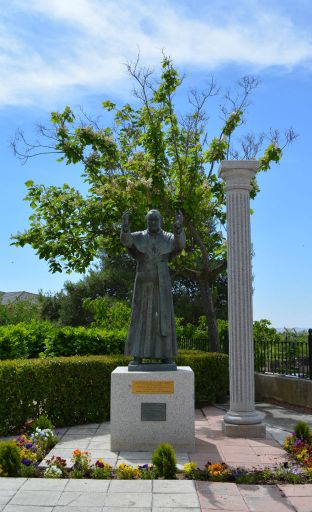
xmin=177 ymin=331 xmax=229 ymax=354
xmin=255 ymin=328 xmax=312 ymax=380
xmin=178 ymin=328 xmax=312 ymax=380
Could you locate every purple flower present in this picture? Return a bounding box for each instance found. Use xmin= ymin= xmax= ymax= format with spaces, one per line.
xmin=25 ymin=443 xmax=33 ymax=449
xmin=139 ymin=464 xmax=149 ymax=470
xmin=21 ymin=458 xmax=32 ymax=466
xmin=294 ymin=439 xmax=304 ymax=447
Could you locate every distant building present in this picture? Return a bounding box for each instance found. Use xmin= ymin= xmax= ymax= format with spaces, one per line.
xmin=0 ymin=291 xmax=39 ymax=305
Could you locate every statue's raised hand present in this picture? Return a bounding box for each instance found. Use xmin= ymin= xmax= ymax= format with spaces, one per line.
xmin=174 ymin=210 xmax=184 ymax=232
xmin=122 ymin=210 xmax=130 ymax=231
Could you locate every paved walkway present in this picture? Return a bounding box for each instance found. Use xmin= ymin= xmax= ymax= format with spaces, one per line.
xmin=0 ymin=403 xmax=312 ymax=511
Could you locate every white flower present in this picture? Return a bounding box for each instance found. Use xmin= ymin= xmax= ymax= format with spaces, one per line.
xmin=44 ymin=465 xmax=62 ymax=478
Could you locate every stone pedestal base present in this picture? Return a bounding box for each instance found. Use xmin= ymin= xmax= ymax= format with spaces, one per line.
xmin=223 ymin=421 xmax=266 ymax=438
xmin=110 ymin=366 xmax=195 ymax=451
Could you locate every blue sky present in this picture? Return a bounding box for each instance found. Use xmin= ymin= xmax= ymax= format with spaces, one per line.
xmin=0 ymin=0 xmax=311 ymax=328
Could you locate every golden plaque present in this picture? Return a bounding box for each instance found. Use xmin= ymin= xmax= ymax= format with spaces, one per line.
xmin=131 ymin=380 xmax=174 ymax=394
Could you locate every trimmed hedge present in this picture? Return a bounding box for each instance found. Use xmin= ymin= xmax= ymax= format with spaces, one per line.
xmin=0 ymin=351 xmax=228 ymax=435
xmin=0 ymin=322 xmax=127 ymax=359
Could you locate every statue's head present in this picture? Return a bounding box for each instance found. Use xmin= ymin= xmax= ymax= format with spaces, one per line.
xmin=146 ymin=209 xmax=162 ymax=233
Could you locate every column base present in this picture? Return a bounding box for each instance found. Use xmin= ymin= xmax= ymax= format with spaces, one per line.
xmin=224 ymin=409 xmax=264 ymax=425
xmin=223 ymin=421 xmax=266 ymax=438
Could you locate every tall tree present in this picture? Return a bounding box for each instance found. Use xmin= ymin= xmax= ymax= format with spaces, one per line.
xmin=12 ymin=56 xmax=296 ymax=350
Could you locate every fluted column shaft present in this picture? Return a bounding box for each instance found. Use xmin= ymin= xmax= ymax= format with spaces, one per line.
xmin=219 ymin=161 xmax=263 ymax=426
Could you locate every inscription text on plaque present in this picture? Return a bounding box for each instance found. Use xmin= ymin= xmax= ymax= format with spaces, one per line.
xmin=131 ymin=381 xmax=174 ymax=394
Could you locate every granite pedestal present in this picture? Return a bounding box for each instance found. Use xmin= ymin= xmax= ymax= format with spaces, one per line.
xmin=110 ymin=366 xmax=195 ymax=451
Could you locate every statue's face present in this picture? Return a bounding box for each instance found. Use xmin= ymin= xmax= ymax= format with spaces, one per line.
xmin=147 ymin=212 xmax=161 ymax=233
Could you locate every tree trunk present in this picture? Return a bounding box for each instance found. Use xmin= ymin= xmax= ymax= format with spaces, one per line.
xmin=198 ymin=277 xmax=220 ymax=352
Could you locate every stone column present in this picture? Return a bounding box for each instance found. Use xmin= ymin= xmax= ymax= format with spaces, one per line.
xmin=218 ymin=161 xmax=265 ymax=437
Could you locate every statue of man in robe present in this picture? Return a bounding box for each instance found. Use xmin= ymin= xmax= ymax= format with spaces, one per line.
xmin=121 ymin=209 xmax=185 ymax=369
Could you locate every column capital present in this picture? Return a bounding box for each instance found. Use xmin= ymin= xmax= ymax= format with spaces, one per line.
xmin=218 ymin=160 xmax=259 ymax=192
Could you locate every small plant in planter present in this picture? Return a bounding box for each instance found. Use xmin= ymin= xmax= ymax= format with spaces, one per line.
xmin=91 ymin=459 xmax=113 ymax=479
xmin=205 ymin=462 xmax=230 ymax=481
xmin=151 ymin=443 xmax=177 ymax=479
xmin=0 ymin=441 xmax=21 ymax=477
xmin=44 ymin=456 xmax=67 ymax=479
xmin=70 ymin=449 xmax=91 ymax=478
xmin=137 ymin=463 xmax=157 ymax=479
xmin=183 ymin=461 xmax=199 ymax=479
xmin=116 ymin=463 xmax=141 ymax=479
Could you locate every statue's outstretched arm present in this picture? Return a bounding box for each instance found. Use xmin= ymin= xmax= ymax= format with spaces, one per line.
xmin=120 ymin=210 xmax=134 ymax=249
xmin=171 ymin=210 xmax=186 ymax=255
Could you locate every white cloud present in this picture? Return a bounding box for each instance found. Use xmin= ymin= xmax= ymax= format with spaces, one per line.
xmin=0 ymin=0 xmax=312 ymax=107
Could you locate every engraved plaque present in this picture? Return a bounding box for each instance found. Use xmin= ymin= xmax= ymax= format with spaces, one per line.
xmin=132 ymin=380 xmax=174 ymax=394
xmin=141 ymin=403 xmax=166 ymax=421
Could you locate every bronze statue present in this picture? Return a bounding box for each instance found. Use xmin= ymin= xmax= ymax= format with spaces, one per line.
xmin=121 ymin=209 xmax=185 ymax=369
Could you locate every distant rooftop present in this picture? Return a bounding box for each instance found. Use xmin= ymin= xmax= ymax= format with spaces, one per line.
xmin=0 ymin=291 xmax=39 ymax=305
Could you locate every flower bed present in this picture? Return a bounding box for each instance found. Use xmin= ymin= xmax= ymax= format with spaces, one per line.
xmin=1 ymin=417 xmax=312 ymax=484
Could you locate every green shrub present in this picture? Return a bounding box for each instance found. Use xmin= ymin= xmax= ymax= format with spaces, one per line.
xmin=0 ymin=441 xmax=21 ymax=476
xmin=44 ymin=326 xmax=126 ymax=357
xmin=0 ymin=321 xmax=54 ymax=359
xmin=0 ymin=351 xmax=228 ymax=435
xmin=152 ymin=443 xmax=177 ymax=479
xmin=294 ymin=421 xmax=311 ymax=442
xmin=31 ymin=415 xmax=54 ymax=432
xmin=176 ymin=351 xmax=229 ymax=404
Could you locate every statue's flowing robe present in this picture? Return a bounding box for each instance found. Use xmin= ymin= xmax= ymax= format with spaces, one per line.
xmin=120 ymin=228 xmax=186 ymax=358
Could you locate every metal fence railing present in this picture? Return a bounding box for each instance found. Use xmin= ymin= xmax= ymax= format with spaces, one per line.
xmin=254 ymin=329 xmax=312 ymax=380
xmin=178 ymin=328 xmax=312 ymax=380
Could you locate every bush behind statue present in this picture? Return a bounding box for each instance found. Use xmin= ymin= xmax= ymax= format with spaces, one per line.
xmin=0 ymin=351 xmax=228 ymax=435
xmin=0 ymin=322 xmax=127 ymax=359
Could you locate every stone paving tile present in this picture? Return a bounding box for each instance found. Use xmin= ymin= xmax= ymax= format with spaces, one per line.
xmin=197 ymin=493 xmax=249 ymax=511
xmin=21 ymin=478 xmax=67 ymax=491
xmin=4 ymin=506 xmax=53 ymax=512
xmin=120 ymin=451 xmax=153 ymax=458
xmin=0 ymin=494 xmax=14 ymax=507
xmin=247 ymin=438 xmax=282 ymax=447
xmin=285 ymin=497 xmax=312 ymax=512
xmin=238 ymin=484 xmax=285 ymax=497
xmin=66 ymin=427 xmax=98 ymax=435
xmin=153 ymin=509 xmax=200 ymax=512
xmin=53 ymin=507 xmax=102 ymax=512
xmin=279 ymin=484 xmax=312 ymax=496
xmin=57 ymin=491 xmax=107 ymax=507
xmin=153 ymin=480 xmax=196 ymax=493
xmin=0 ymin=478 xmax=26 ymax=490
xmin=241 ymin=496 xmax=295 ymax=512
xmin=65 ymin=479 xmax=110 ymax=492
xmin=109 ymin=480 xmax=152 ymax=493
xmin=102 ymin=509 xmax=151 ymax=512
xmin=9 ymin=490 xmax=62 ymax=507
xmin=153 ymin=493 xmax=199 ymax=509
xmin=104 ymin=492 xmax=152 ymax=508
xmin=56 ymin=435 xmax=92 ymax=448
xmin=196 ymin=482 xmax=241 ymax=496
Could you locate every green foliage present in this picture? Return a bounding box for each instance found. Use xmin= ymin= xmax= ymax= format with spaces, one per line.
xmin=0 ymin=321 xmax=54 ymax=359
xmin=151 ymin=443 xmax=177 ymax=479
xmin=294 ymin=421 xmax=311 ymax=442
xmin=31 ymin=415 xmax=54 ymax=432
xmin=12 ymin=56 xmax=295 ymax=351
xmin=43 ymin=325 xmax=126 ymax=357
xmin=0 ymin=441 xmax=21 ymax=476
xmin=0 ymin=351 xmax=228 ymax=434
xmin=83 ymin=297 xmax=130 ymax=329
xmin=259 ymin=143 xmax=283 ymax=171
xmin=0 ymin=321 xmax=127 ymax=359
xmin=0 ymin=298 xmax=42 ymax=326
